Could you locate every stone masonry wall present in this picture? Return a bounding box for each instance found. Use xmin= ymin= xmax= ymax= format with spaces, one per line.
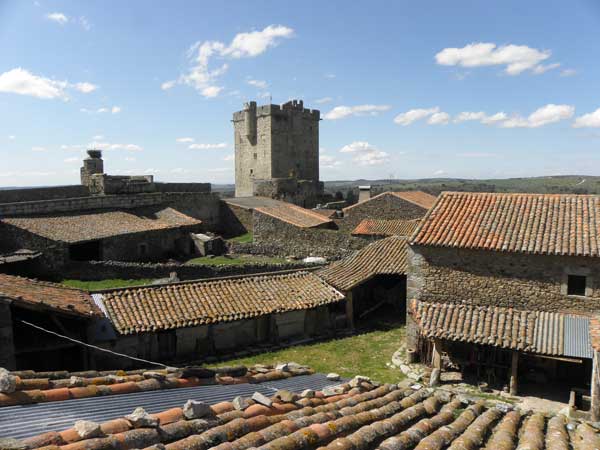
xmin=339 ymin=195 xmax=428 ymax=232
xmin=253 ymin=210 xmax=367 ymax=259
xmin=60 ymin=259 xmax=323 ymax=281
xmin=0 ymin=185 xmax=90 ymax=204
xmin=407 ymin=244 xmax=600 ymax=315
xmin=219 ymin=203 xmax=252 ymax=237
xmin=0 ymin=301 xmax=16 ymax=370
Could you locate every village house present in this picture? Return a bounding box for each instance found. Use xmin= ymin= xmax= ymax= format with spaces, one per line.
xmin=351 ymin=218 xmax=421 ymax=241
xmin=406 ymin=191 xmax=600 ymax=417
xmin=318 ymin=236 xmax=409 ymax=328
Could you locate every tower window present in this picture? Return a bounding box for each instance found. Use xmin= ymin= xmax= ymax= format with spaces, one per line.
xmin=250 ymin=169 xmax=253 ymax=175
xmin=567 ymin=275 xmax=587 ymax=296
xmin=253 ymin=153 xmax=257 ymax=160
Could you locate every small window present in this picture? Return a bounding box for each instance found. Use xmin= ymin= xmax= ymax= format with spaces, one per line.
xmin=250 ymin=169 xmax=253 ymax=175
xmin=253 ymin=153 xmax=257 ymax=160
xmin=568 ymin=275 xmax=587 ymax=296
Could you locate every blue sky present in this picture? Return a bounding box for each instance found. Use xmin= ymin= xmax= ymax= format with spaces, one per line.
xmin=1 ymin=0 xmax=600 ymax=187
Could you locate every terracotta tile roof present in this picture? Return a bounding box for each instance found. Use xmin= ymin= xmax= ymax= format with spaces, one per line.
xmin=411 ymin=191 xmax=600 ymax=257
xmin=343 ymin=190 xmax=437 ymax=213
xmin=1 ymin=207 xmax=202 ymax=243
xmin=351 ymin=219 xmax=420 ymax=237
xmin=312 ymin=209 xmax=338 ymax=219
xmin=255 ymin=204 xmax=334 ymax=228
xmin=97 ymin=271 xmax=344 ymax=335
xmin=410 ymin=300 xmax=593 ymax=358
xmin=15 ymin=382 xmax=600 ymax=450
xmin=318 ymin=236 xmax=407 ymax=291
xmin=0 ymin=364 xmax=315 ymax=408
xmin=0 ymin=274 xmax=100 ymax=317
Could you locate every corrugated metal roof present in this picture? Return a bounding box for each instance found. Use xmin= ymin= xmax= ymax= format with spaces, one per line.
xmin=0 ymin=373 xmax=343 ymax=440
xmin=564 ymin=315 xmax=594 ymax=359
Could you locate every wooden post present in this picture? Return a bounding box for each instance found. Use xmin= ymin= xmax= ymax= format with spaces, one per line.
xmin=591 ymin=351 xmax=600 ymax=422
xmin=430 ymin=339 xmax=442 ymax=386
xmin=509 ymin=351 xmax=519 ymax=395
xmin=345 ymin=291 xmax=355 ymax=330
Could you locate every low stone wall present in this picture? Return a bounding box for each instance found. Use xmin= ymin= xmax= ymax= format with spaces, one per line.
xmin=0 ymin=185 xmax=90 ymax=204
xmin=253 ymin=210 xmax=368 ymax=259
xmin=61 ymin=259 xmax=324 ymax=281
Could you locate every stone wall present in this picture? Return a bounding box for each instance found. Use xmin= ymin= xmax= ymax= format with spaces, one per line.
xmin=253 ymin=210 xmax=367 ymax=259
xmin=60 ymin=259 xmax=323 ymax=281
xmin=219 ymin=203 xmax=253 ymax=236
xmin=91 ymin=304 xmax=337 ymax=368
xmin=0 ymin=301 xmax=16 ymax=370
xmin=0 ymin=192 xmax=222 ymax=229
xmin=339 ymin=195 xmax=428 ymax=232
xmin=0 ymin=185 xmax=90 ymax=204
xmin=407 ymin=244 xmax=600 ymax=315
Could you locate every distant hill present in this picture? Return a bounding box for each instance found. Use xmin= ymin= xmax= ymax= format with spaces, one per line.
xmin=323 ymin=175 xmax=600 ymax=196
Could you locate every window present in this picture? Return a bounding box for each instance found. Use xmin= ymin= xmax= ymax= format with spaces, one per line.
xmin=253 ymin=153 xmax=257 ymax=160
xmin=567 ymin=275 xmax=587 ymax=296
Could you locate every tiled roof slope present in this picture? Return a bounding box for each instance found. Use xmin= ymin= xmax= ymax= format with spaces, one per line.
xmin=15 ymin=382 xmax=600 ymax=450
xmin=98 ymin=271 xmax=344 ymax=335
xmin=0 ymin=273 xmax=100 ymax=317
xmin=411 ymin=191 xmax=600 ymax=257
xmin=352 ymin=219 xmax=420 ymax=237
xmin=318 ymin=236 xmax=407 ymax=291
xmin=1 ymin=207 xmax=202 ymax=243
xmin=344 ymin=190 xmax=437 ymax=213
xmin=411 ymin=300 xmax=594 ymax=358
xmin=255 ymin=203 xmax=334 ymax=228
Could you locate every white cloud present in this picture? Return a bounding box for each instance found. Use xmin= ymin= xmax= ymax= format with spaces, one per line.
xmin=8 ymin=135 xmax=15 ymax=140
xmin=560 ymin=69 xmax=577 ymax=77
xmin=433 ymin=169 xmax=447 ymax=176
xmin=324 ymin=104 xmax=391 ymax=120
xmin=315 ymin=97 xmax=333 ymax=104
xmin=124 ymin=156 xmax=136 ymax=162
xmin=324 ymin=73 xmax=336 ymax=79
xmin=92 ymin=135 xmax=104 ymax=140
xmin=319 ymin=154 xmax=342 ymax=168
xmin=61 ymin=144 xmax=86 ymax=151
xmin=111 ymin=106 xmax=121 ymax=114
xmin=573 ymin=108 xmax=600 ymax=128
xmin=188 ymin=142 xmax=228 ymax=150
xmin=0 ymin=68 xmax=96 ymax=100
xmin=427 ymin=111 xmax=450 ymax=125
xmin=161 ymin=80 xmax=176 ymax=90
xmin=339 ymin=141 xmax=390 ymax=166
xmin=532 ymin=63 xmax=561 ymax=74
xmin=176 ymin=137 xmax=195 ymax=143
xmin=64 ymin=157 xmax=79 ymax=163
xmin=500 ymin=104 xmax=574 ymax=128
xmin=79 ymin=16 xmax=91 ymax=31
xmin=435 ymin=42 xmax=556 ymax=75
xmin=393 ymin=107 xmax=440 ymax=126
xmin=247 ymin=79 xmax=268 ymax=89
xmin=454 ymin=111 xmax=507 ymax=125
xmin=457 ymin=152 xmax=498 ymax=158
xmin=31 ymin=146 xmax=47 ymax=152
xmin=88 ymin=141 xmax=144 ymax=151
xmin=173 ymin=25 xmax=293 ymax=98
xmin=81 ymin=106 xmax=121 ymax=114
xmin=223 ymin=154 xmax=235 ymax=161
xmin=46 ymin=12 xmax=68 ymax=25
xmin=74 ymin=82 xmax=98 ymax=93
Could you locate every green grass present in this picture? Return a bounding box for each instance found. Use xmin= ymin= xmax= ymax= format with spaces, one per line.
xmin=227 ymin=232 xmax=253 ymax=244
xmin=187 ymin=255 xmax=288 ymax=266
xmin=61 ymin=278 xmax=154 ymax=290
xmin=220 ymin=322 xmax=406 ymax=384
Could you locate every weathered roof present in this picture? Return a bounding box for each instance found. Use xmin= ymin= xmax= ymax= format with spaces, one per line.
xmin=410 ymin=300 xmax=594 ymax=358
xmin=13 ymin=381 xmax=600 ymax=449
xmin=312 ymin=209 xmax=338 ymax=219
xmin=0 ymin=274 xmax=100 ymax=317
xmin=0 ymin=249 xmax=42 ymax=265
xmin=255 ymin=203 xmax=334 ymax=228
xmin=411 ymin=191 xmax=600 ymax=257
xmin=343 ymin=190 xmax=437 ymax=213
xmin=97 ymin=271 xmax=344 ymax=335
xmin=352 ymin=219 xmax=420 ymax=237
xmin=318 ymin=236 xmax=407 ymax=291
xmin=1 ymin=207 xmax=202 ymax=243
xmin=224 ymin=196 xmax=289 ymax=210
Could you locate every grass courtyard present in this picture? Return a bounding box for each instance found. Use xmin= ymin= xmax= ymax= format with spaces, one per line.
xmin=221 ymin=320 xmax=406 ymax=384
xmin=186 ymin=254 xmax=288 ymax=266
xmin=61 ymin=278 xmax=154 ymax=290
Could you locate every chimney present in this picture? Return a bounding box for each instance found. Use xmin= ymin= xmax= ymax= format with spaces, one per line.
xmin=358 ymin=185 xmax=372 ymax=203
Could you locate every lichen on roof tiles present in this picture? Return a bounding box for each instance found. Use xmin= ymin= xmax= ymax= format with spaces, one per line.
xmin=352 ymin=219 xmax=420 ymax=237
xmin=411 ymin=191 xmax=600 ymax=257
xmin=255 ymin=203 xmax=334 ymax=228
xmin=343 ymin=191 xmax=437 ymax=213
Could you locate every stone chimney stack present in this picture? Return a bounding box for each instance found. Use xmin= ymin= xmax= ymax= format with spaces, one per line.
xmin=81 ymin=149 xmax=104 ymax=187
xmin=358 ymin=185 xmax=372 ymax=203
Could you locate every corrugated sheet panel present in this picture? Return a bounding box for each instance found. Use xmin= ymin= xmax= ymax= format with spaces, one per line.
xmin=564 ymin=315 xmax=594 ymax=359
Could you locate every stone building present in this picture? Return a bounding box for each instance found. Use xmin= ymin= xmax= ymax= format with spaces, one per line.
xmin=318 ymin=236 xmax=408 ymax=328
xmin=351 ymin=218 xmax=421 ymax=241
xmin=340 ymin=191 xmax=436 ymax=232
xmin=0 ymin=274 xmax=101 ymax=371
xmin=232 ymin=100 xmax=323 ymax=207
xmin=407 ymin=191 xmax=600 ymax=415
xmin=90 ymin=271 xmax=346 ymax=368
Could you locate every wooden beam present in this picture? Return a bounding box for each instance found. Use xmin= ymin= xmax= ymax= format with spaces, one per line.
xmin=591 ymin=351 xmax=600 ymax=422
xmin=509 ymin=351 xmax=519 ymax=395
xmin=345 ymin=292 xmax=355 ymax=330
xmin=430 ymin=338 xmax=443 ymax=387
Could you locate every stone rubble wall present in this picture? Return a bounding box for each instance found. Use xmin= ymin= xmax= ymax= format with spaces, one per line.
xmin=0 ymin=185 xmax=90 ymax=204
xmin=407 ymin=244 xmax=600 ymax=314
xmin=60 ymin=259 xmax=324 ymax=281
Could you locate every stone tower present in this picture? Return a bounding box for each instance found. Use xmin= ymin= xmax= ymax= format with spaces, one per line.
xmin=80 ymin=149 xmax=104 ymax=187
xmin=232 ymin=100 xmax=322 ymax=206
